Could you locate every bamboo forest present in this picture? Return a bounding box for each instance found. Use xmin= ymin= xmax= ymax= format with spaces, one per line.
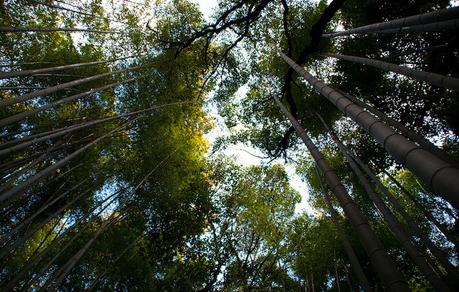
xmin=1 ymin=0 xmax=459 ymax=290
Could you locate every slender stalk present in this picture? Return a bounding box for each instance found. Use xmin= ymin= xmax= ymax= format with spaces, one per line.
xmin=0 ymin=214 xmax=66 ymax=291
xmin=0 ymin=78 xmax=135 ymax=127
xmin=0 ymin=27 xmax=122 ymax=33
xmin=0 ymin=54 xmax=141 ymax=79
xmin=0 ymin=125 xmax=80 ymax=151
xmin=8 ymin=179 xmax=89 ymax=239
xmin=0 ymin=140 xmax=63 ymax=191
xmin=0 ymin=86 xmax=46 ymax=90
xmin=8 ymin=149 xmax=177 ymax=289
xmin=280 ymin=52 xmax=459 ymax=210
xmin=273 ymin=96 xmax=408 ymax=291
xmin=323 ymin=7 xmax=459 ymax=37
xmin=370 ymin=19 xmax=459 ymax=34
xmin=50 ymin=214 xmax=119 ymax=289
xmin=0 ymin=154 xmax=47 ymax=181
xmin=323 ymin=53 xmax=459 ymax=91
xmin=26 ymin=213 xmax=67 ymax=262
xmin=0 ymin=66 xmax=140 ymax=107
xmin=0 ymin=61 xmax=54 ymax=68
xmin=46 ymin=148 xmax=179 ymax=289
xmin=334 ymin=250 xmax=342 ymax=292
xmin=88 ymin=242 xmax=134 ymax=291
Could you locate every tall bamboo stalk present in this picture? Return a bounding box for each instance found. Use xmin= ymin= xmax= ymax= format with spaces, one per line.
xmin=8 ymin=179 xmax=89 ymax=239
xmin=369 ymin=19 xmax=459 ymax=34
xmin=0 ymin=66 xmax=140 ymax=107
xmin=323 ymin=53 xmax=459 ymax=91
xmin=323 ymin=7 xmax=459 ymax=37
xmin=0 ymin=27 xmax=122 ymax=33
xmin=88 ymin=241 xmax=136 ymax=290
xmin=273 ymin=96 xmax=408 ymax=291
xmin=0 ymin=187 xmax=93 ymax=260
xmin=26 ymin=148 xmax=178 ymax=289
xmin=50 ymin=215 xmax=118 ymax=289
xmin=0 ymin=55 xmax=141 ymax=79
xmin=279 ymin=52 xmax=459 ymax=210
xmin=0 ymin=79 xmax=135 ymax=127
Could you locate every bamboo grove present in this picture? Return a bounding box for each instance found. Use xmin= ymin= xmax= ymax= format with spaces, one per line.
xmin=0 ymin=0 xmax=458 ymax=291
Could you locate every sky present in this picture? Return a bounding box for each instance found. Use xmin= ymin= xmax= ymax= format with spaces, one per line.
xmin=196 ymin=0 xmax=219 ymax=20
xmin=194 ymin=0 xmax=314 ymax=214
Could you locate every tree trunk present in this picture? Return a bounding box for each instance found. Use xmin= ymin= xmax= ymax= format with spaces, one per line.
xmin=0 ymin=156 xmax=39 ymax=174
xmin=329 ymin=86 xmax=456 ymax=166
xmin=323 ymin=7 xmax=459 ymax=37
xmin=0 ymin=125 xmax=82 ymax=151
xmin=323 ymin=53 xmax=459 ymax=91
xmin=0 ymin=79 xmax=135 ymax=127
xmin=318 ymin=114 xmax=449 ymax=291
xmin=349 ymin=153 xmax=459 ymax=280
xmin=0 ymin=151 xmax=48 ymax=184
xmin=0 ymin=26 xmax=121 ymax=34
xmin=32 ymin=73 xmax=86 ymax=78
xmin=279 ymin=52 xmax=459 ymax=210
xmin=0 ymin=66 xmax=140 ymax=107
xmin=8 ymin=149 xmax=177 ymax=289
xmin=273 ymin=96 xmax=409 ymax=291
xmin=0 ymin=55 xmax=141 ymax=79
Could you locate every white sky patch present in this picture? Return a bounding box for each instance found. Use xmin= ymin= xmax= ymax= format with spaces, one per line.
xmin=195 ymin=0 xmax=219 ymax=20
